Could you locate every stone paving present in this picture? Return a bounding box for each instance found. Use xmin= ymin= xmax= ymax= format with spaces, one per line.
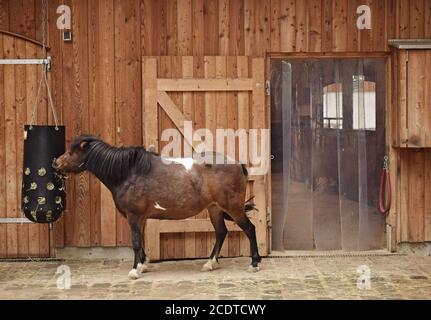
xmin=0 ymin=255 xmax=431 ymax=300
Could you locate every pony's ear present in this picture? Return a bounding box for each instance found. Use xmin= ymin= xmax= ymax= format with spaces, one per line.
xmin=79 ymin=141 xmax=89 ymax=150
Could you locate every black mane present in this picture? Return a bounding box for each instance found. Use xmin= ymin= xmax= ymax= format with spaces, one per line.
xmin=73 ymin=135 xmax=153 ymax=186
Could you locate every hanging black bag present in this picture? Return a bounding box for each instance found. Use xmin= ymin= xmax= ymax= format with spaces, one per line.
xmin=22 ymin=125 xmax=66 ymax=223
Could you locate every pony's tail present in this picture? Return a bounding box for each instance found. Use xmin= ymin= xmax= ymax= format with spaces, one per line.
xmin=223 ymin=196 xmax=258 ymax=221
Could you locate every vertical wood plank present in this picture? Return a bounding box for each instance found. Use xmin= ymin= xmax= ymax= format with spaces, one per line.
xmin=204 ymin=0 xmax=219 ymax=55
xmin=399 ymin=150 xmax=409 ymax=242
xmin=244 ymin=0 xmax=255 ymax=56
xmin=192 ymin=0 xmax=204 ymax=55
xmin=158 ymin=56 xmax=175 ymax=260
xmin=226 ymin=56 xmax=240 ymax=256
xmin=202 ymin=56 xmax=216 ymax=257
xmin=359 ymin=0 xmax=372 ymax=52
xmin=270 ymin=0 xmax=281 ymax=52
xmin=193 ymin=56 xmax=206 ymax=257
xmin=215 ymin=56 xmax=229 ymax=256
xmin=426 ymin=51 xmax=431 ymax=147
xmin=347 ymin=0 xmax=360 ymax=52
xmin=372 ymin=0 xmax=386 ymax=51
xmin=321 ymin=0 xmax=332 ymax=52
xmin=172 ymin=56 xmax=186 ymax=259
xmin=182 ymin=56 xmax=196 ymax=258
xmin=177 ymin=0 xmax=192 ymax=55
xmin=88 ymin=0 xmax=101 ymax=247
xmin=157 ymin=0 xmax=168 ymax=55
xmin=332 ymin=0 xmax=347 ymax=52
xmin=407 ymin=51 xmax=426 ymax=147
xmin=71 ymin=0 xmax=91 ymax=247
xmin=410 ymin=0 xmax=425 ymax=38
xmin=280 ymin=0 xmax=296 ymax=52
xmin=61 ymin=0 xmax=75 ymax=247
xmin=48 ymin=0 xmax=65 ymax=249
xmin=398 ymin=50 xmax=408 ymax=147
xmin=229 ymin=0 xmax=245 ymax=55
xmin=10 ymin=1 xmax=30 ymax=257
xmin=398 ymin=0 xmax=410 ymax=38
xmin=252 ymin=58 xmax=267 ymax=255
xmin=218 ymin=0 xmax=230 ymax=55
xmin=0 ymin=0 xmax=9 ymax=30
xmin=254 ymin=0 xmax=270 ymax=56
xmin=408 ymin=151 xmax=425 ymax=242
xmin=141 ymin=0 xmax=154 ymax=55
xmin=143 ymin=58 xmax=159 ymax=149
xmin=307 ymin=0 xmax=322 ymax=53
xmin=97 ymin=0 xmax=117 ymax=247
xmin=166 ymin=0 xmax=178 ymax=55
xmin=425 ymin=0 xmax=431 ymax=38
xmin=114 ymin=0 xmax=141 ymax=246
xmin=35 ymin=0 xmax=50 ymax=257
xmin=0 ymin=33 xmax=7 ymax=257
xmin=15 ymin=38 xmax=29 ymax=257
xmin=4 ymin=35 xmax=18 ymax=257
xmin=237 ymin=56 xmax=250 ymax=256
xmin=295 ymin=0 xmax=307 ymax=52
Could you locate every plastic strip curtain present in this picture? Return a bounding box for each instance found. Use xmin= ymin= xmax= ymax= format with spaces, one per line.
xmin=271 ymin=58 xmax=386 ymax=251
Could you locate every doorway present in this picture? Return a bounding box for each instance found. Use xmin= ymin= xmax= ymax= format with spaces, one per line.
xmin=271 ymin=58 xmax=386 ymax=251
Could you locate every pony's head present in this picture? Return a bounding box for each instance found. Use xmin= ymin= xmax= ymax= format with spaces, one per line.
xmin=53 ymin=135 xmax=100 ymax=173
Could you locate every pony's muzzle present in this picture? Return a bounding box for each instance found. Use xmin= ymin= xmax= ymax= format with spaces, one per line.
xmin=52 ymin=158 xmax=60 ymax=170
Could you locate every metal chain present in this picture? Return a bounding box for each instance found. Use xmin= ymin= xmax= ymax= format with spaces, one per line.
xmin=29 ymin=0 xmax=59 ymax=130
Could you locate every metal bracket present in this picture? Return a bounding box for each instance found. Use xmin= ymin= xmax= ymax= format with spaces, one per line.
xmin=265 ymin=80 xmax=270 ymax=96
xmin=266 ymin=207 xmax=272 ymax=226
xmin=0 ymin=217 xmax=33 ymax=224
xmin=0 ymin=56 xmax=51 ymax=71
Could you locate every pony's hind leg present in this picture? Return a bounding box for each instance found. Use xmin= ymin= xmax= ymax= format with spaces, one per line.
xmin=202 ymin=205 xmax=228 ymax=272
xmin=225 ymin=206 xmax=261 ymax=272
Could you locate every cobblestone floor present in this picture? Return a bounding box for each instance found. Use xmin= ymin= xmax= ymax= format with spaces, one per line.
xmin=0 ymin=255 xmax=430 ymax=300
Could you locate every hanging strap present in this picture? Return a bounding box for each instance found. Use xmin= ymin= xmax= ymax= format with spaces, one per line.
xmin=379 ymin=156 xmax=391 ymax=214
xmin=29 ymin=0 xmax=59 ymax=130
xmin=29 ymin=64 xmax=59 ymax=129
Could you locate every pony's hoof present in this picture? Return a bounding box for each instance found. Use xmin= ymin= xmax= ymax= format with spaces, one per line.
xmin=247 ymin=265 xmax=260 ymax=273
xmin=128 ymin=268 xmax=140 ymax=280
xmin=201 ymin=258 xmax=218 ymax=272
xmin=138 ymin=263 xmax=148 ymax=273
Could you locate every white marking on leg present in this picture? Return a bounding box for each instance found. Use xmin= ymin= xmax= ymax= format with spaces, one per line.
xmin=201 ymin=257 xmax=218 ymax=272
xmin=128 ymin=268 xmax=140 ymax=280
xmin=137 ymin=262 xmax=148 ymax=273
xmin=154 ymin=202 xmax=167 ymax=211
xmin=247 ymin=265 xmax=260 ymax=273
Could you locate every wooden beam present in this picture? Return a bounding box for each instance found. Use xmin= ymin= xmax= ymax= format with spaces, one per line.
xmin=157 ymin=90 xmax=194 ymax=150
xmin=157 ymin=78 xmax=255 ymax=91
xmin=143 ymin=58 xmax=158 ymax=150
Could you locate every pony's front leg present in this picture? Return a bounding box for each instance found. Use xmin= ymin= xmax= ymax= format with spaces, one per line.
xmin=127 ymin=215 xmax=147 ymax=280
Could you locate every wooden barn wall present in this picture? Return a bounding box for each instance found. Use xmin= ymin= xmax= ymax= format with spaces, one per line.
xmin=0 ymin=0 xmax=430 ymax=253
